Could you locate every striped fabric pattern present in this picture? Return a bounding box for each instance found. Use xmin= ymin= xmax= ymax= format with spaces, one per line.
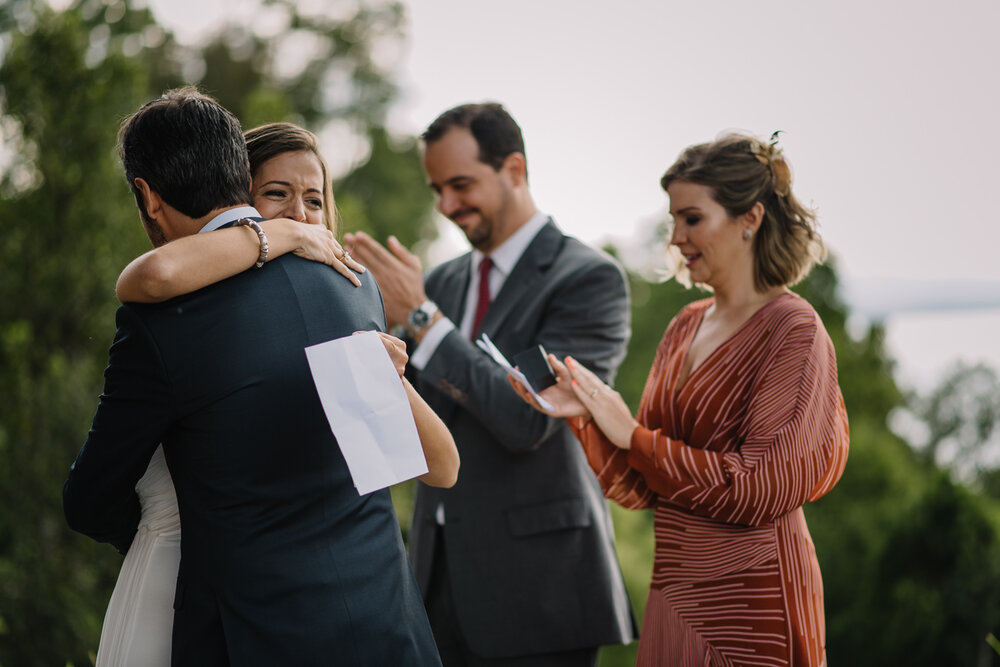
xmin=571 ymin=293 xmax=848 ymax=666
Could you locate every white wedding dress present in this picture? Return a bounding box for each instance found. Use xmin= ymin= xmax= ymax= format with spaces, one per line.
xmin=96 ymin=445 xmax=180 ymax=666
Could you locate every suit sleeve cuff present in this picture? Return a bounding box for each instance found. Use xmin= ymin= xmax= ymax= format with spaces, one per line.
xmin=409 ymin=317 xmax=456 ymax=370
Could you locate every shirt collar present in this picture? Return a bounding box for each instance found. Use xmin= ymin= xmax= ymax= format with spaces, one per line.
xmin=198 ymin=206 xmax=262 ymax=234
xmin=472 ymin=211 xmax=549 ymax=277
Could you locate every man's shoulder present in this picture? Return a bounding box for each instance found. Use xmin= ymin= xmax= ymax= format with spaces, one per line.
xmin=555 ymin=233 xmax=618 ymax=267
xmin=257 ymin=254 xmax=371 ymax=288
xmin=528 ymin=219 xmax=618 ymax=271
xmin=544 ymin=231 xmax=625 ymax=291
xmin=270 ymin=255 xmax=385 ymax=311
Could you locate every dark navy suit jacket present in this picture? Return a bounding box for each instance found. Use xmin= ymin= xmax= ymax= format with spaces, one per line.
xmin=65 ymin=252 xmax=440 ymax=666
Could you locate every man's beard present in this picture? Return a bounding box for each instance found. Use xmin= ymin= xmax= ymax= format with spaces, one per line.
xmin=461 ymin=185 xmax=512 ymax=250
xmin=464 ymin=215 xmax=493 ymax=250
xmin=140 ymin=212 xmax=168 ymax=247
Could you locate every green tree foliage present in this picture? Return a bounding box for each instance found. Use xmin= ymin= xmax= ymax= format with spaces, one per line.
xmin=336 ymin=126 xmax=436 ymax=248
xmin=904 ymin=362 xmax=1000 ymax=480
xmin=0 ymin=0 xmax=431 ymax=663
xmin=0 ymin=6 xmax=151 ymax=663
xmin=866 ymin=474 xmax=1000 ymax=665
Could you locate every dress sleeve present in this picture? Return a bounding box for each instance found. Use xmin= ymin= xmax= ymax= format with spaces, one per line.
xmin=626 ymin=307 xmax=849 ymax=526
xmin=565 ymin=318 xmax=683 ymax=511
xmin=568 ymin=417 xmax=658 ymax=510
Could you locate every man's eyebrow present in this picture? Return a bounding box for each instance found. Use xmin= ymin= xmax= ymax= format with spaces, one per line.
xmin=428 ymin=175 xmax=472 ymax=191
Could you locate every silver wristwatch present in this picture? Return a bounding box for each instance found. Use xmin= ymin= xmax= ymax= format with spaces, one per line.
xmin=406 ymin=300 xmax=439 ymax=335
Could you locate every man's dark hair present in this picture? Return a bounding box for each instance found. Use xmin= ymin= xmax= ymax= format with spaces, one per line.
xmin=117 ymin=86 xmax=252 ymax=220
xmin=422 ymin=102 xmax=528 ymax=178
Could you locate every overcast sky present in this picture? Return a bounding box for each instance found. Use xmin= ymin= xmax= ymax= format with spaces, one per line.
xmin=393 ymin=0 xmax=1000 ymax=289
xmin=150 ymin=0 xmax=1000 ymax=288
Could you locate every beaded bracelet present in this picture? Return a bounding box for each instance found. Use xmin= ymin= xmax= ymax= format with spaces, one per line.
xmin=235 ymin=218 xmax=269 ymax=268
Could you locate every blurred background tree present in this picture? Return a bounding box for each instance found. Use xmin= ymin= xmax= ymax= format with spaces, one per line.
xmin=898 ymin=362 xmax=1000 ymax=482
xmin=1 ymin=1 xmax=997 ymax=665
xmin=0 ymin=0 xmax=430 ymax=664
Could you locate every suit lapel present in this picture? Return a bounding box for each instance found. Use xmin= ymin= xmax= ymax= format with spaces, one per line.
xmin=478 ymin=220 xmax=563 ymax=343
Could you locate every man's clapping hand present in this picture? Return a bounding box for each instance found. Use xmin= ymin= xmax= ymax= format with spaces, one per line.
xmin=344 ymin=232 xmax=426 ymax=328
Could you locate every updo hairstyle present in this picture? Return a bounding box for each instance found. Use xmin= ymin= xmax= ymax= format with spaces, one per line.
xmin=661 ymin=132 xmax=825 ymax=291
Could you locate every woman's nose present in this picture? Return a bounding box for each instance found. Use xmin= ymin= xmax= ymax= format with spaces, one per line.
xmin=286 ymin=197 xmax=307 ymax=222
xmin=670 ymin=224 xmax=685 ymax=245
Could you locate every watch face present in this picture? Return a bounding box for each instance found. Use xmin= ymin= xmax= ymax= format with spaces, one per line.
xmin=410 ymin=309 xmax=429 ymax=328
xmin=408 ymin=301 xmax=437 ymax=330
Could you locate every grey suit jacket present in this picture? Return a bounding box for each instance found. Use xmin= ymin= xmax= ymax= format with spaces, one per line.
xmin=409 ymin=220 xmax=636 ymax=658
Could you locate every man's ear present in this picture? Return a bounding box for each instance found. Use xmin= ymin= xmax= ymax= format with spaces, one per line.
xmin=133 ymin=177 xmax=163 ymax=221
xmin=501 ymin=152 xmax=528 ymax=187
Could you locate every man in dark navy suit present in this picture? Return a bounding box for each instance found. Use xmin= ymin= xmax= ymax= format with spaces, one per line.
xmin=63 ymin=87 xmax=441 ymax=665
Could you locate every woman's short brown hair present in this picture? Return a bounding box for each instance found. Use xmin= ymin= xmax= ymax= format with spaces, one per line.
xmin=245 ymin=122 xmax=337 ymax=232
xmin=661 ymin=132 xmax=825 ymax=291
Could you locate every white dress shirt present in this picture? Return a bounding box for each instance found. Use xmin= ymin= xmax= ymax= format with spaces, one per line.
xmin=198 ymin=206 xmax=262 ymax=234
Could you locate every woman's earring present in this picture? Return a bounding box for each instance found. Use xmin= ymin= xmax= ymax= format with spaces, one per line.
xmin=743 ymin=229 xmax=752 ymax=240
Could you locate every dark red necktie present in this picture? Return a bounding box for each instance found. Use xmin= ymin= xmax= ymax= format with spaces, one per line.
xmin=471 ymin=256 xmax=493 ymax=339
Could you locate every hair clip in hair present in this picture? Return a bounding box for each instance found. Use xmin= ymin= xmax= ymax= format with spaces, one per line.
xmin=771 ymin=157 xmax=792 ymax=197
xmin=751 ymin=131 xmax=792 ymax=196
xmin=751 ymin=137 xmax=772 ymax=166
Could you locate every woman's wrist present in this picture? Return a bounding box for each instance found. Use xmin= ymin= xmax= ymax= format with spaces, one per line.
xmin=622 ymin=420 xmax=641 ymax=450
xmin=258 ymin=219 xmax=299 ymax=260
xmin=234 ymin=218 xmax=268 ymax=268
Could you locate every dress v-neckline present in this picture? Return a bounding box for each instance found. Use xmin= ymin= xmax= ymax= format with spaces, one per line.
xmin=674 ymin=293 xmax=793 ymax=394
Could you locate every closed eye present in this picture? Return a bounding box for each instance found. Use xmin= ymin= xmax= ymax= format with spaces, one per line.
xmin=444 ymin=177 xmax=473 ymax=193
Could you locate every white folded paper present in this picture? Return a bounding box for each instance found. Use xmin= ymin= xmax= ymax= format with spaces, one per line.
xmin=305 ymin=331 xmax=427 ymax=495
xmin=475 ymin=333 xmax=555 ymax=412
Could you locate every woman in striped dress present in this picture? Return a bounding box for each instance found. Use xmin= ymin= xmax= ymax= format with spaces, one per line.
xmin=511 ymin=133 xmax=848 ymax=666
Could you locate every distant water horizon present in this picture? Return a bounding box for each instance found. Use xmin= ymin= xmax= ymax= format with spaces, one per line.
xmin=840 ymin=276 xmax=1000 ymax=320
xmin=837 ymin=277 xmax=1000 ymax=392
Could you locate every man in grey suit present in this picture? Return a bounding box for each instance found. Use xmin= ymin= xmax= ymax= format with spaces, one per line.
xmin=346 ymin=102 xmax=635 ymax=666
xmin=63 ymin=88 xmax=441 ymax=665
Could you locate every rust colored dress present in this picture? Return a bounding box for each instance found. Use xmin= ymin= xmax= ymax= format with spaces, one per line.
xmin=571 ymin=293 xmax=848 ymax=666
